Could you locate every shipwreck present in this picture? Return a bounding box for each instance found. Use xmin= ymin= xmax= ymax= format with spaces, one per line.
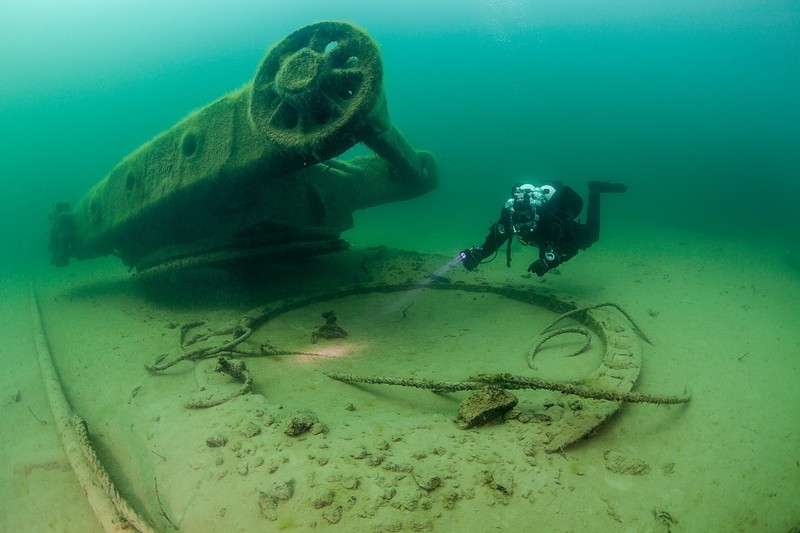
xmin=48 ymin=21 xmax=438 ymax=276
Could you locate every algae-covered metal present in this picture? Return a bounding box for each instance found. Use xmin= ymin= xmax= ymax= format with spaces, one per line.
xmin=48 ymin=21 xmax=437 ymax=274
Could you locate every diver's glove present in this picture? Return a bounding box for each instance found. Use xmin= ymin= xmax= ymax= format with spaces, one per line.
xmin=528 ymin=251 xmax=562 ymax=277
xmin=460 ymin=246 xmax=484 ymax=271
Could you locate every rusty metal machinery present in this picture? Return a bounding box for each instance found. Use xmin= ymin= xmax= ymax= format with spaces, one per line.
xmin=48 ymin=21 xmax=438 ymax=274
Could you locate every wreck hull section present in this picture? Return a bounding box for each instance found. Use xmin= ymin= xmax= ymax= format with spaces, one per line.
xmin=49 ymin=21 xmax=437 ymax=272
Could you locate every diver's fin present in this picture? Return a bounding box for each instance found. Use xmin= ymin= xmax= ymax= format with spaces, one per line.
xmin=588 ymin=181 xmax=628 ymax=194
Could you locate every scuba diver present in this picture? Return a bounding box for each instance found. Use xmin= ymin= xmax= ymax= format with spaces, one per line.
xmin=459 ymin=180 xmax=628 ymax=276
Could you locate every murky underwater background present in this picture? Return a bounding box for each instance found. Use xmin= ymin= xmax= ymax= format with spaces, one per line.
xmin=1 ymin=0 xmax=799 ymax=273
xmin=2 ymin=2 xmax=800 ymax=531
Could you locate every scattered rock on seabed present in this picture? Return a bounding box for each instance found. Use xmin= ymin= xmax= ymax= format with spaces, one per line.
xmin=489 ymin=467 xmax=514 ymax=495
xmin=412 ymin=467 xmax=443 ymax=492
xmin=205 ymin=435 xmax=228 ymax=448
xmin=283 ymin=408 xmax=327 ymax=436
xmin=258 ymin=479 xmax=295 ymax=521
xmin=457 ymin=388 xmax=519 ymax=429
xmin=603 ymin=449 xmax=650 ymax=475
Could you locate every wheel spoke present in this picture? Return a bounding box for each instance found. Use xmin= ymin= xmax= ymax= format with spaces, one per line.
xmin=263 ymin=83 xmax=280 ymax=110
xmin=308 ymin=30 xmax=334 ymax=53
xmin=298 ymin=112 xmax=312 ymax=133
xmin=270 ymin=100 xmax=299 ymax=130
xmin=299 ymin=97 xmax=341 ymax=132
xmin=324 ymin=38 xmax=358 ymax=67
xmin=326 ymin=68 xmax=364 ymax=100
xmin=321 ymin=94 xmax=345 ymax=117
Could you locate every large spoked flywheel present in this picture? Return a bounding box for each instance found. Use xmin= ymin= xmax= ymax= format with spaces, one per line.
xmin=249 ymin=21 xmax=383 ymax=158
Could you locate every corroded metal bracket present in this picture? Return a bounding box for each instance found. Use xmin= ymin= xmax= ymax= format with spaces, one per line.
xmin=48 ymin=21 xmax=437 ymax=273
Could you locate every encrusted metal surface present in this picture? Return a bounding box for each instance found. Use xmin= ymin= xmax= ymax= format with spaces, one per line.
xmin=49 ymin=21 xmax=437 ymax=272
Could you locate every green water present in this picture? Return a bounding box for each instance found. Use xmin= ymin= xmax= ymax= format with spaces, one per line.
xmin=1 ymin=3 xmax=800 ymax=531
xmin=1 ymin=0 xmax=798 ymax=273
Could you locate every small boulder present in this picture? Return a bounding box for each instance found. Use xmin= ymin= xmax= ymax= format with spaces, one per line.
xmin=283 ymin=409 xmax=320 ymax=436
xmin=457 ymin=388 xmax=518 ymax=429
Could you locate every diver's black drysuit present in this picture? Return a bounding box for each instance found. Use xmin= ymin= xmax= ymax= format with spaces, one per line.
xmin=460 ymin=181 xmax=626 ymax=276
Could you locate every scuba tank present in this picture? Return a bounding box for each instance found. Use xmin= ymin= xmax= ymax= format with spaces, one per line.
xmin=504 ymin=183 xmax=556 ymax=266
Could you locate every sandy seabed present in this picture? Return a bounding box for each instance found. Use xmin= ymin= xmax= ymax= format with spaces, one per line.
xmin=1 ymin=224 xmax=799 ymax=533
